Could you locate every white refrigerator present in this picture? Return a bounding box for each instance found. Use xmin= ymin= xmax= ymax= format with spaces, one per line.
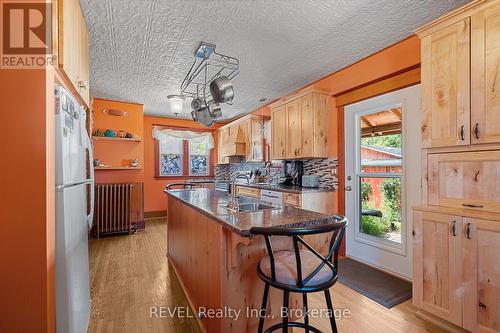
xmin=55 ymin=85 xmax=94 ymax=333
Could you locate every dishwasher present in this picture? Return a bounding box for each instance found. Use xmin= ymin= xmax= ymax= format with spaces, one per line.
xmin=260 ymin=190 xmax=283 ymax=205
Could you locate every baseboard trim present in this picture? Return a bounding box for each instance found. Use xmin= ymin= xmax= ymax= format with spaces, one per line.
xmin=145 ymin=210 xmax=167 ymax=219
xmin=415 ymin=310 xmax=468 ymax=333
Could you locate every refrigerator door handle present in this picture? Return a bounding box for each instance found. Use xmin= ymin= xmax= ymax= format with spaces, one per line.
xmin=83 ymin=125 xmax=95 ymax=230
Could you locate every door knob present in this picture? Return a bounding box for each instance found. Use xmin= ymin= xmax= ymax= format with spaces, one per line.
xmin=345 ymin=186 xmax=352 ymax=191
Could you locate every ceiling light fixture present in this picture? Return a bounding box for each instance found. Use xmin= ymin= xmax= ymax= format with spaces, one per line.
xmin=167 ymin=95 xmax=186 ymax=117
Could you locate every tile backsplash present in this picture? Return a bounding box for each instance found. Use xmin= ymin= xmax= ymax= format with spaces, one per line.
xmin=215 ymin=157 xmax=338 ymax=188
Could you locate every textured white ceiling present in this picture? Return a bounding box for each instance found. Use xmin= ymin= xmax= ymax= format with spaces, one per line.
xmin=80 ymin=0 xmax=467 ymax=120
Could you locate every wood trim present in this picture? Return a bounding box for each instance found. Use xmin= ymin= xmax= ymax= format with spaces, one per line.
xmin=92 ymin=97 xmax=144 ymax=106
xmin=335 ymin=67 xmax=421 ymax=107
xmin=415 ymin=0 xmax=488 ymax=37
xmin=413 ymin=205 xmax=500 ymax=222
xmin=415 ymin=310 xmax=468 ymax=333
xmin=268 ymin=86 xmax=332 ymax=109
xmin=144 ymin=211 xmax=167 ymax=219
xmin=337 ymin=106 xmax=346 ymax=256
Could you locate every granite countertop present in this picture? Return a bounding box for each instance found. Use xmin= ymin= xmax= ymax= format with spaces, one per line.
xmin=235 ymin=183 xmax=335 ymax=194
xmin=165 ymin=189 xmax=340 ymax=237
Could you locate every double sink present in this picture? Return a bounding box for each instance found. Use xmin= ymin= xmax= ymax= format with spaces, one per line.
xmin=222 ymin=202 xmax=279 ymax=213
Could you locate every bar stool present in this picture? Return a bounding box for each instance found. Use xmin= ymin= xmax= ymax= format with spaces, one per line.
xmin=250 ymin=215 xmax=347 ymax=333
xmin=165 ymin=183 xmax=196 ymax=190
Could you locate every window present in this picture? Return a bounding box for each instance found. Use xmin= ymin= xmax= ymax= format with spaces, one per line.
xmin=159 ymin=137 xmax=183 ymax=176
xmin=189 ymin=140 xmax=210 ymax=176
xmin=155 ymin=128 xmax=214 ymax=178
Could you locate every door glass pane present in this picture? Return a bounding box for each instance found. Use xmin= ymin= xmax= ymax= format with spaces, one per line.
xmin=358 ymin=107 xmax=402 ymax=244
xmin=360 ymin=109 xmax=402 ymax=173
xmin=359 ymin=176 xmax=402 ymax=243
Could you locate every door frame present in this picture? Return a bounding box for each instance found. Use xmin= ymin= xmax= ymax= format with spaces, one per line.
xmin=344 ymin=84 xmax=421 ymax=279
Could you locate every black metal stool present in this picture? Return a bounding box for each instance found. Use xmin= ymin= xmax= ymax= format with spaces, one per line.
xmin=250 ymin=215 xmax=347 ymax=333
xmin=165 ymin=183 xmax=196 ymax=190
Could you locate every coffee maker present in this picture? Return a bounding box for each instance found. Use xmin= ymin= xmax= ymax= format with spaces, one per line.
xmin=282 ymin=161 xmax=304 ymax=186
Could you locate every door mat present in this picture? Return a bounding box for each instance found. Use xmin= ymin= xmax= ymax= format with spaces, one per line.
xmin=338 ymin=257 xmax=412 ymax=308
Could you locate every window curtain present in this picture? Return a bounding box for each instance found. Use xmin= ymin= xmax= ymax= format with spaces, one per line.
xmin=152 ymin=126 xmax=214 ymax=149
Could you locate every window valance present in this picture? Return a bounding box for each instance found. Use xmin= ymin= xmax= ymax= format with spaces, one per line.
xmin=152 ymin=126 xmax=214 ymax=149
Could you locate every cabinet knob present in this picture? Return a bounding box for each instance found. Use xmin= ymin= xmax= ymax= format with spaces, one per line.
xmin=473 ymin=123 xmax=480 ymax=139
xmin=459 ymin=125 xmax=465 ymax=140
xmin=466 ymin=223 xmax=471 ymax=240
xmin=451 ymin=221 xmax=457 ymax=237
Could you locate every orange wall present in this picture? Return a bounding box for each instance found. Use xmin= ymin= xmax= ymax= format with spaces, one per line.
xmin=143 ymin=116 xmax=224 ymax=213
xmin=0 ymin=64 xmax=56 ymax=331
xmin=92 ymin=99 xmax=144 ymax=183
xmin=252 ymin=36 xmax=421 ymax=158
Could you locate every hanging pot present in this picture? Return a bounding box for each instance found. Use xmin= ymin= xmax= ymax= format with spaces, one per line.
xmin=210 ymin=76 xmax=234 ymax=104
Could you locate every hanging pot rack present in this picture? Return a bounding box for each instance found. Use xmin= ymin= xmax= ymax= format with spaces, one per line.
xmin=180 ymin=42 xmax=239 ymax=101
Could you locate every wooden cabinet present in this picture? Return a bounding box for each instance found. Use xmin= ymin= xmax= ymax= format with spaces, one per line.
xmin=412 ymin=211 xmax=463 ymax=326
xmin=271 ymin=88 xmax=331 ymax=159
xmin=419 ymin=0 xmax=500 ymax=149
xmin=471 ymin=5 xmax=500 ymax=145
xmin=286 ymin=99 xmax=302 ymax=158
xmin=58 ymin=0 xmax=90 ymax=107
xmin=426 ymin=151 xmax=500 ymax=213
xmin=463 ymin=218 xmax=500 ymax=333
xmin=283 ymin=192 xmax=301 ymax=207
xmin=413 ymin=210 xmax=500 ymax=333
xmin=217 ymin=127 xmax=231 ymax=164
xmin=415 ymin=2 xmax=500 ymax=331
xmin=217 ymin=115 xmax=264 ymax=164
xmin=235 ymin=186 xmax=260 ymax=199
xmin=272 ymin=105 xmax=287 ymax=159
xmin=420 ymin=19 xmax=470 ymax=148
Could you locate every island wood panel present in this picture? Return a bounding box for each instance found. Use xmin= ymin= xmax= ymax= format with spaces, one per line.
xmin=471 ymin=4 xmax=500 ymax=145
xmin=421 ymin=18 xmax=470 ymax=148
xmin=412 ymin=211 xmax=463 ymax=326
xmin=462 ymin=218 xmax=500 ymax=333
xmin=271 ymin=105 xmax=287 ymax=159
xmin=167 ymin=197 xmax=223 ymax=333
xmin=427 ymin=150 xmax=500 ymax=213
xmin=222 ymin=231 xmax=300 ymax=333
xmin=167 ymin=196 xmax=301 ymax=333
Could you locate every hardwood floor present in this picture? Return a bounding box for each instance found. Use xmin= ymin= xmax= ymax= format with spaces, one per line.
xmin=88 ymin=218 xmax=445 ymax=333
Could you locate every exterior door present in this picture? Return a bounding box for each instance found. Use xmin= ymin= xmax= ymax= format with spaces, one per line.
xmin=412 ymin=211 xmax=463 ymax=326
xmin=463 ymin=218 xmax=500 ymax=333
xmin=471 ymin=4 xmax=500 ymax=145
xmin=344 ymin=85 xmax=421 ymax=279
xmin=421 ymin=18 xmax=470 ymax=148
xmin=286 ymin=99 xmax=301 ymax=158
xmin=271 ymin=105 xmax=286 ymax=159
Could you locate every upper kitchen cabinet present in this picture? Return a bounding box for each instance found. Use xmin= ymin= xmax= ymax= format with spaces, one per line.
xmin=271 ymin=87 xmax=331 ymax=159
xmin=217 ymin=114 xmax=265 ymax=164
xmin=417 ymin=0 xmax=500 ymax=149
xmin=419 ymin=19 xmax=470 ymax=148
xmin=57 ymin=0 xmax=90 ymax=108
xmin=471 ymin=4 xmax=500 ymax=145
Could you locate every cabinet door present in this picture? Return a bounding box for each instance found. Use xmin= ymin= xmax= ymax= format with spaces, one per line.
xmin=421 ymin=18 xmax=470 ymax=148
xmin=471 ymin=4 xmax=500 ymax=145
xmin=300 ymin=94 xmax=314 ymax=158
xmin=312 ymin=93 xmax=329 ymax=157
xmin=463 ymin=218 xmax=500 ymax=333
xmin=427 ymin=151 xmax=500 ymax=213
xmin=79 ymin=12 xmax=90 ymax=106
xmin=271 ymin=105 xmax=287 ymax=159
xmin=286 ymin=99 xmax=301 ymax=158
xmin=58 ymin=0 xmax=80 ymax=88
xmin=412 ymin=211 xmax=463 ymax=326
xmin=250 ymin=117 xmax=263 ymax=161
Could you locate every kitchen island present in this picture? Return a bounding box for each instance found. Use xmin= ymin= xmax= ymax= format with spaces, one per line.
xmin=165 ymin=188 xmax=341 ymax=333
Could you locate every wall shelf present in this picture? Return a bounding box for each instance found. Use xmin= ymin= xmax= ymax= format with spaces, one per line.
xmin=92 ymin=136 xmax=141 ymax=142
xmin=94 ymin=166 xmax=141 ymax=170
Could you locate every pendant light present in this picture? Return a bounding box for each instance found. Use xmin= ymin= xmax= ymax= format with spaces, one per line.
xmin=167 ymin=95 xmax=186 ymax=116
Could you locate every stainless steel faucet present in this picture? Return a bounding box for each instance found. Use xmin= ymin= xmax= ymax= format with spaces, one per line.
xmin=227 ymin=173 xmax=250 ymax=212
